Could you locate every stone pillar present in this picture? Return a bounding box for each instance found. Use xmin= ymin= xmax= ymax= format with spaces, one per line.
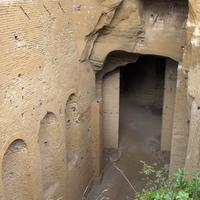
xmin=161 ymin=59 xmax=177 ymax=151
xmin=103 ymin=70 xmax=120 ymax=149
xmin=169 ymin=65 xmax=189 ymax=176
xmin=90 ymin=100 xmax=103 ymax=179
xmin=185 ymin=99 xmax=200 ymax=174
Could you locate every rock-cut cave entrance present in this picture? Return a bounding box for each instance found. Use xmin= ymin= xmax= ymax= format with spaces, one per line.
xmin=120 ymin=56 xmax=165 ymax=160
xmin=118 ymin=55 xmax=176 ymax=194
xmin=119 ymin=55 xmax=177 ymax=157
xmin=88 ymin=55 xmax=178 ymax=199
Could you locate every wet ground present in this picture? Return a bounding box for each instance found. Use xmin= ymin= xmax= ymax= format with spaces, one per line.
xmin=86 ymin=93 xmax=169 ymax=200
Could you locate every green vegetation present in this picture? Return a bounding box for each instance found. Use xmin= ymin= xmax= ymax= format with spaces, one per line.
xmin=136 ymin=161 xmax=200 ymax=200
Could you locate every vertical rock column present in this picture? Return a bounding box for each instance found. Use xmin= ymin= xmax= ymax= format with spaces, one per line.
xmin=90 ymin=100 xmax=103 ymax=179
xmin=169 ymin=65 xmax=189 ymax=176
xmin=185 ymin=100 xmax=200 ymax=173
xmin=161 ymin=59 xmax=178 ymax=151
xmin=103 ymin=70 xmax=120 ymax=149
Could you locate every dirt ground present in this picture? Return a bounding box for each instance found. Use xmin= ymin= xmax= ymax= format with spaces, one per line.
xmin=86 ymin=92 xmax=169 ymax=200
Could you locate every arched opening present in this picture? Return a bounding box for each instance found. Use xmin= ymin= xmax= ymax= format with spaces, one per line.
xmin=65 ymin=94 xmax=85 ymax=200
xmin=65 ymin=94 xmax=79 ymax=171
xmin=38 ymin=112 xmax=64 ymax=200
xmin=88 ymin=54 xmax=178 ymax=199
xmin=2 ymin=139 xmax=33 ymax=200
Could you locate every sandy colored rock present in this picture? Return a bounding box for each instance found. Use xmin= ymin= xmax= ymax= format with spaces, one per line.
xmin=1 ymin=0 xmax=200 ymax=199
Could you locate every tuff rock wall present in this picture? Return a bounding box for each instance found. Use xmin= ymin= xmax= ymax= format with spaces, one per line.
xmin=182 ymin=0 xmax=200 ymax=174
xmin=0 ymin=1 xmax=96 ymax=200
xmin=0 ymin=0 xmax=200 ymax=199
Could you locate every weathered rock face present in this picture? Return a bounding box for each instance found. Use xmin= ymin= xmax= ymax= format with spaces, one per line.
xmin=0 ymin=1 xmax=95 ymax=200
xmin=168 ymin=0 xmax=200 ymax=176
xmin=0 ymin=0 xmax=200 ymax=199
xmin=81 ymin=0 xmax=188 ymax=68
xmin=182 ymin=0 xmax=200 ymax=174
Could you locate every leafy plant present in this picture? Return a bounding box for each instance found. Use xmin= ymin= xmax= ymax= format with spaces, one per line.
xmin=136 ymin=161 xmax=200 ymax=200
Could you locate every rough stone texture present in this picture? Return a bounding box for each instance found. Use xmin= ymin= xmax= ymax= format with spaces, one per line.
xmin=83 ymin=0 xmax=191 ymax=178
xmin=2 ymin=140 xmax=33 ymax=200
xmin=1 ymin=0 xmax=200 ymax=199
xmin=161 ymin=59 xmax=177 ymax=151
xmin=103 ymin=70 xmax=120 ymax=148
xmin=169 ymin=0 xmax=200 ymax=176
xmin=39 ymin=112 xmax=65 ymax=200
xmin=90 ymin=100 xmax=103 ymax=179
xmin=169 ymin=64 xmax=190 ymax=176
xmin=81 ymin=0 xmax=188 ymax=68
xmin=0 ymin=1 xmax=96 ymax=199
xmin=183 ymin=0 xmax=200 ymax=175
xmin=185 ymin=100 xmax=200 ymax=173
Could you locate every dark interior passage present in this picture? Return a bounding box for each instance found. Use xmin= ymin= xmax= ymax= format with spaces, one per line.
xmin=87 ymin=56 xmax=170 ymax=200
xmin=121 ymin=56 xmax=165 ymax=108
xmin=120 ymin=56 xmax=166 ymax=144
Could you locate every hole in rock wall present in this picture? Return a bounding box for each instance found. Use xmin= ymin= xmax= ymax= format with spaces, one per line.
xmin=2 ymin=139 xmax=33 ymax=200
xmin=38 ymin=112 xmax=63 ymax=200
xmin=65 ymin=94 xmax=79 ymax=170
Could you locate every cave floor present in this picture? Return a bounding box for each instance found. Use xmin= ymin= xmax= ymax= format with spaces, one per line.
xmin=86 ymin=94 xmax=169 ymax=200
